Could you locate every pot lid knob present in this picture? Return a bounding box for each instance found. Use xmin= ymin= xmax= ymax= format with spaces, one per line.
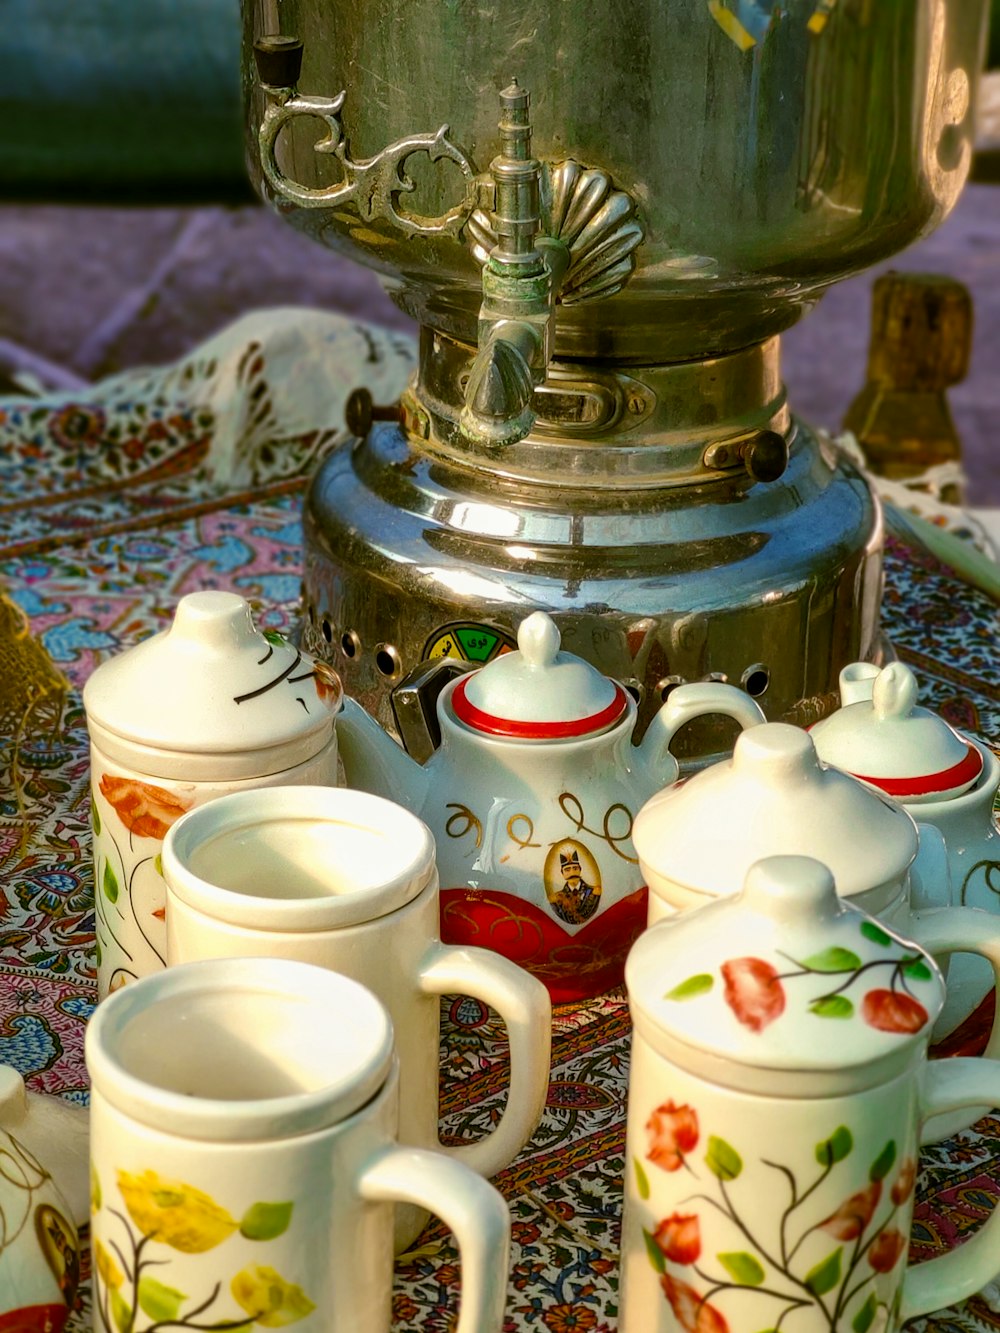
xmin=451 ymin=611 xmax=628 ymax=740
xmin=812 ymin=661 xmax=982 ymax=802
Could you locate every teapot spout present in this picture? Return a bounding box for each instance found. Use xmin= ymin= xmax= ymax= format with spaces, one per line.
xmin=337 ymin=696 xmax=430 ymax=813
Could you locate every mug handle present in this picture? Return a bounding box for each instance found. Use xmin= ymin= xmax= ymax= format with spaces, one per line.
xmin=636 ymin=681 xmax=765 ymax=781
xmin=417 ymin=942 xmax=551 ymax=1179
xmin=360 ymin=1144 xmax=510 ymax=1333
xmin=900 ymin=1058 xmax=1000 ymax=1321
xmin=908 ymin=907 xmax=1000 ymax=1060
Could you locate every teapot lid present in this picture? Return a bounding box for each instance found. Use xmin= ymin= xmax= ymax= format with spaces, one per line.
xmin=83 ymin=592 xmax=341 ymax=779
xmin=451 ymin=612 xmax=628 ymax=740
xmin=633 ymin=723 xmax=918 ymax=902
xmin=811 ymin=662 xmax=982 ymax=803
xmin=627 ymin=855 xmax=944 ymax=1077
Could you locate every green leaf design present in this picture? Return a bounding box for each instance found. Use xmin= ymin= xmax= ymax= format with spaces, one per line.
xmin=853 ymin=1293 xmax=879 ymax=1333
xmin=110 ymin=1290 xmax=132 ymax=1333
xmin=869 ymin=1140 xmax=897 ymax=1182
xmin=154 ymin=853 xmax=164 ymax=877
xmin=810 ymin=996 xmax=854 ymax=1020
xmin=801 ymin=947 xmax=862 ymax=973
xmin=263 ymin=629 xmax=287 ymax=646
xmin=102 ymin=861 xmax=119 ymax=904
xmin=805 ymin=1247 xmax=842 ymax=1297
xmin=241 ymin=1200 xmax=295 ymax=1241
xmin=718 ymin=1251 xmax=765 ymax=1286
xmin=90 ymin=1163 xmax=102 ymax=1212
xmin=634 ymin=1156 xmax=650 ymax=1201
xmin=861 ymin=921 xmax=892 ymax=947
xmin=705 ymin=1136 xmax=743 ymax=1181
xmin=815 ymin=1125 xmax=853 ymax=1167
xmin=665 ymin=973 xmax=714 ymax=1001
xmin=902 ymin=957 xmax=932 ymax=981
xmin=138 ymin=1276 xmax=187 ymax=1321
xmin=643 ymin=1228 xmax=666 ymax=1273
xmin=92 ymin=797 xmax=102 ymax=837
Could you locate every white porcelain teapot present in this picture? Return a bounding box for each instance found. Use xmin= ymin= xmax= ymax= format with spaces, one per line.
xmin=338 ymin=612 xmax=765 ymax=1003
xmin=812 ymin=661 xmax=1000 ymax=1035
xmin=0 ymin=1067 xmax=85 ymax=1329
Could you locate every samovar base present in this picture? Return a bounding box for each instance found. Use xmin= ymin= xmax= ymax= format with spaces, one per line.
xmin=301 ymin=339 xmax=882 ymax=761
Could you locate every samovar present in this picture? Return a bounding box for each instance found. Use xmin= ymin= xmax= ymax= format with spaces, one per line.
xmin=241 ymin=0 xmax=987 ymax=757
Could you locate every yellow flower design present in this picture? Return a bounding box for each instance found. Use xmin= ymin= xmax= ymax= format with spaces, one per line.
xmin=95 ymin=1238 xmax=124 ymax=1290
xmin=231 ymin=1266 xmax=316 ymax=1327
xmin=117 ymin=1169 xmax=238 ymax=1253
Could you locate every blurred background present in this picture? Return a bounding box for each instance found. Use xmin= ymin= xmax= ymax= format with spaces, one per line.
xmin=1 ymin=0 xmax=998 ymax=499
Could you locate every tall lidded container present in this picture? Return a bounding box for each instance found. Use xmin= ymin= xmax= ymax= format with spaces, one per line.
xmin=621 ymin=855 xmax=1000 ymax=1333
xmin=83 ymin=592 xmax=341 ymax=996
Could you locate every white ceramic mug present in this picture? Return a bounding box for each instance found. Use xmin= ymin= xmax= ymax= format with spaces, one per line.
xmin=86 ymin=957 xmax=510 ymax=1333
xmin=162 ymin=786 xmax=551 ymax=1247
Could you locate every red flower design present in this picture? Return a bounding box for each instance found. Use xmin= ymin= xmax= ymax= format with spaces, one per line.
xmin=646 ymin=1101 xmax=699 ymax=1172
xmin=652 ymin=1213 xmax=701 ymax=1265
xmin=891 ymin=1158 xmax=917 ymax=1206
xmin=313 ymin=660 xmax=342 ymax=707
xmin=721 ymin=957 xmax=786 ymax=1032
xmin=98 ymin=775 xmax=193 ymax=841
xmin=818 ymin=1180 xmax=882 ymax=1240
xmin=661 ymin=1274 xmax=729 ymax=1333
xmin=868 ymin=1228 xmax=906 ymax=1272
xmin=862 ymin=990 xmax=928 ymax=1035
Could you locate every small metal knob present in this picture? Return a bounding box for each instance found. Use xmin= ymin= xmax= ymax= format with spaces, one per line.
xmin=344 ymin=388 xmax=401 ymax=438
xmin=743 ymin=430 xmax=789 ymax=483
xmin=253 ymin=36 xmax=304 ymax=88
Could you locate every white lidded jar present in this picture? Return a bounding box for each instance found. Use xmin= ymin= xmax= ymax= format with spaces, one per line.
xmin=620 ymin=855 xmax=1000 ymax=1333
xmin=83 ymin=592 xmax=342 ymax=997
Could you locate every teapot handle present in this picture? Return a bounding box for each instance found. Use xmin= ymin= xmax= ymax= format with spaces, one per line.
xmin=901 ymin=1058 xmax=1000 ymax=1320
xmin=638 ymin=682 xmax=765 ymax=780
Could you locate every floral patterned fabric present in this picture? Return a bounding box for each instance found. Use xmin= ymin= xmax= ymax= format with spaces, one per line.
xmin=0 ymin=310 xmax=998 ymax=1332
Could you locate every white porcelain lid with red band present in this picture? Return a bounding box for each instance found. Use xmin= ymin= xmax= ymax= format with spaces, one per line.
xmin=627 ymin=855 xmax=944 ymax=1075
xmin=84 ymin=592 xmax=342 ymax=778
xmin=633 ymin=723 xmax=918 ymax=901
xmin=453 ymin=610 xmax=626 ymax=741
xmin=450 ymin=611 xmax=628 ymax=741
xmin=811 ymin=661 xmax=983 ymax=804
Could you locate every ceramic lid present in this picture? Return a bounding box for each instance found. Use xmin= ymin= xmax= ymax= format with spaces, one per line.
xmin=83 ymin=592 xmax=341 ymax=778
xmin=450 ymin=611 xmax=628 ymax=740
xmin=633 ymin=723 xmax=918 ymax=902
xmin=627 ymin=855 xmax=944 ymax=1075
xmin=811 ymin=661 xmax=983 ymax=803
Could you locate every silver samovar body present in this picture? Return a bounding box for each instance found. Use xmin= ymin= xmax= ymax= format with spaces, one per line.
xmin=242 ymin=0 xmax=988 ymax=754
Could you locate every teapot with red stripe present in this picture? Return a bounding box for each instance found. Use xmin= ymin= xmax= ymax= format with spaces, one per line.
xmin=338 ymin=612 xmax=765 ymax=1003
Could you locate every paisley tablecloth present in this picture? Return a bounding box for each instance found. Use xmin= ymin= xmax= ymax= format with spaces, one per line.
xmin=1 ymin=310 xmax=998 ymax=1333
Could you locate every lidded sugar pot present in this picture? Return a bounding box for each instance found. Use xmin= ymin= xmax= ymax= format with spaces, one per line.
xmin=337 ymin=611 xmax=765 ymax=1002
xmin=633 ymin=722 xmax=1000 ymax=1043
xmin=620 ymin=855 xmax=1000 ymax=1333
xmin=84 ymin=591 xmax=342 ymax=997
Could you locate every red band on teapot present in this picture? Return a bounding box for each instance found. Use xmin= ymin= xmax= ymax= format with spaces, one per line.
xmin=854 ymin=742 xmax=983 ymax=798
xmin=451 ymin=677 xmax=629 ymax=739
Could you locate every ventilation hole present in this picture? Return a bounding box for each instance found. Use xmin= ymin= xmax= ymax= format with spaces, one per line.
xmin=341 ymin=630 xmax=360 ymax=660
xmin=321 ymin=618 xmax=333 ymax=643
xmin=656 ymin=675 xmax=686 ymax=702
xmin=742 ymin=665 xmax=770 ymax=697
xmin=375 ymin=646 xmax=401 ymax=678
xmin=624 ymin=683 xmax=641 ymax=704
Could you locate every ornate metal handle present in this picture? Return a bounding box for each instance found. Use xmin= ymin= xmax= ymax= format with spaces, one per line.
xmin=253 ymin=37 xmax=485 ymax=239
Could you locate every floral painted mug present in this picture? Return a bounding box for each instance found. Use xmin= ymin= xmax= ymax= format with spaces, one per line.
xmin=621 ymin=855 xmax=1000 ymax=1333
xmin=84 ymin=592 xmax=341 ymax=997
xmin=86 ymin=957 xmax=510 ymax=1333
